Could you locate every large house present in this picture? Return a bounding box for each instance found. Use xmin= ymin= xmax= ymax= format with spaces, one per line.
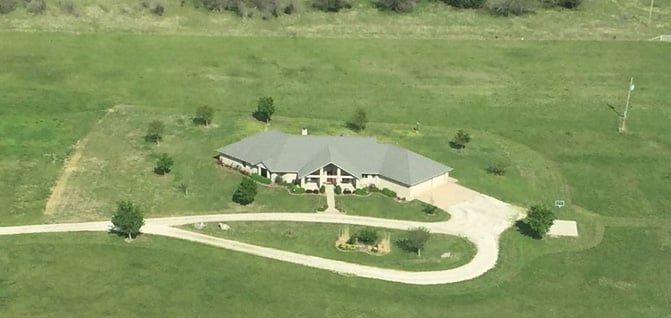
xmin=217 ymin=130 xmax=452 ymax=200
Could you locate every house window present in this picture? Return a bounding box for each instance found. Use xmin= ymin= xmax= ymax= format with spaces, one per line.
xmin=363 ymin=174 xmax=369 ymax=178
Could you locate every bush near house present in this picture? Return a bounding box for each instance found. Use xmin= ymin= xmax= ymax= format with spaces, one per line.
xmin=319 ymin=185 xmax=325 ymax=193
xmin=353 ymin=188 xmax=368 ymax=195
xmin=334 ymin=185 xmax=342 ymax=194
xmin=290 ymin=185 xmax=306 ymax=194
xmin=232 ymin=178 xmax=258 ymax=205
xmin=250 ymin=173 xmax=272 ymax=184
xmin=381 ymin=188 xmax=396 ymax=198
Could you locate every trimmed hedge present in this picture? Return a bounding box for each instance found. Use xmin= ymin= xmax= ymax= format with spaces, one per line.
xmin=353 ymin=188 xmax=369 ymax=195
xmin=334 ymin=185 xmax=342 ymax=194
xmin=251 ymin=173 xmax=272 ymax=184
xmin=381 ymin=188 xmax=396 ymax=198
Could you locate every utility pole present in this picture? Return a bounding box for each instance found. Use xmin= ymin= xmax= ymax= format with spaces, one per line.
xmin=649 ymin=0 xmax=655 ymax=26
xmin=619 ymin=77 xmax=635 ymax=133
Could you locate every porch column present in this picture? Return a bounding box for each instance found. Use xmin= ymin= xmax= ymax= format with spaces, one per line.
xmin=336 ymin=168 xmax=341 ymax=184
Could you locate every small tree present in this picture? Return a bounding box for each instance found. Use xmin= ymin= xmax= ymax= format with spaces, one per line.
xmin=256 ymin=96 xmax=275 ymax=123
xmin=146 ymin=120 xmax=165 ymax=144
xmin=398 ymin=227 xmax=430 ymax=256
xmin=111 ymin=200 xmax=145 ymax=240
xmin=449 ymin=129 xmax=471 ymax=149
xmin=524 ymin=205 xmax=556 ymax=238
xmin=26 ymin=0 xmax=46 ymax=14
xmin=346 ymin=108 xmax=368 ymax=132
xmin=232 ymin=178 xmax=258 ymax=205
xmin=486 ymin=158 xmax=511 ymax=176
xmin=154 ymin=153 xmax=174 ymax=175
xmin=195 ymin=106 xmax=215 ymax=126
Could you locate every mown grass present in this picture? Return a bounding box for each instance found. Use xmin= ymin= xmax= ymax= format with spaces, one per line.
xmin=183 ymin=221 xmax=475 ymax=271
xmin=0 ymin=0 xmax=669 ymax=40
xmin=0 ymin=220 xmax=668 ymax=317
xmin=337 ymin=193 xmax=449 ymax=221
xmin=1 ymin=33 xmax=670 ymax=225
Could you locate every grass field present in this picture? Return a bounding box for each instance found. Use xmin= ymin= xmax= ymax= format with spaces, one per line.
xmin=0 ymin=0 xmax=669 ymax=40
xmin=1 ymin=3 xmax=670 ymax=315
xmin=183 ymin=221 xmax=475 ymax=271
xmin=1 ymin=32 xmax=669 ymax=226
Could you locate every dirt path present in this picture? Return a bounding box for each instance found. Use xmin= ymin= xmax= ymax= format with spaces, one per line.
xmin=44 ymin=107 xmax=116 ymax=215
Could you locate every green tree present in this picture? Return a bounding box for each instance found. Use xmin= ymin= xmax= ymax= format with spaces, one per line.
xmin=232 ymin=178 xmax=258 ymax=205
xmin=346 ymin=108 xmax=368 ymax=132
xmin=111 ymin=200 xmax=145 ymax=240
xmin=256 ymin=96 xmax=275 ymax=123
xmin=486 ymin=157 xmax=511 ymax=176
xmin=487 ymin=0 xmax=536 ymax=16
xmin=146 ymin=120 xmax=165 ymax=144
xmin=398 ymin=227 xmax=430 ymax=256
xmin=154 ymin=153 xmax=174 ymax=175
xmin=196 ymin=105 xmax=215 ymax=126
xmin=449 ymin=129 xmax=471 ymax=149
xmin=422 ymin=203 xmax=439 ymax=215
xmin=350 ymin=227 xmax=378 ymax=245
xmin=312 ymin=0 xmax=351 ymax=12
xmin=524 ymin=205 xmax=557 ymax=238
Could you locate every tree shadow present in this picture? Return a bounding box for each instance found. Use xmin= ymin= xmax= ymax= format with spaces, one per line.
xmin=448 ymin=141 xmax=465 ymax=149
xmin=192 ymin=117 xmax=206 ymax=126
xmin=251 ymin=111 xmax=268 ymax=123
xmin=107 ymin=229 xmax=143 ymax=240
xmin=515 ymin=220 xmax=541 ymax=240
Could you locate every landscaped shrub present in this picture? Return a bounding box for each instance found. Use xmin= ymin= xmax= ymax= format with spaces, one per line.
xmin=0 ymin=0 xmax=17 ymax=14
xmin=334 ymin=185 xmax=342 ymax=195
xmin=274 ymin=176 xmax=285 ymax=185
xmin=290 ymin=185 xmax=306 ymax=194
xmin=26 ymin=0 xmax=47 ymax=14
xmin=443 ymin=0 xmax=485 ymax=8
xmin=350 ymin=228 xmax=378 ymax=245
xmin=381 ymin=188 xmax=396 ymax=198
xmin=194 ymin=0 xmax=295 ymax=18
xmin=319 ymin=185 xmax=325 ymax=193
xmin=312 ymin=0 xmax=351 ymax=12
xmin=353 ymin=188 xmax=368 ymax=195
xmin=337 ymin=242 xmax=358 ymax=251
xmin=486 ymin=0 xmax=536 ymax=16
xmin=150 ymin=2 xmax=166 ymax=16
xmin=449 ymin=129 xmax=471 ymax=149
xmin=343 ymin=189 xmax=352 ymax=194
xmin=250 ymin=173 xmax=272 ymax=184
xmin=376 ymin=0 xmax=415 ymax=13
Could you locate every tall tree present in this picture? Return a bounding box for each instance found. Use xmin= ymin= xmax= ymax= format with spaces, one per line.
xmin=111 ymin=200 xmax=145 ymax=240
xmin=256 ymin=96 xmax=275 ymax=123
xmin=196 ymin=106 xmax=215 ymax=126
xmin=346 ymin=108 xmax=368 ymax=132
xmin=154 ymin=153 xmax=174 ymax=175
xmin=398 ymin=227 xmax=431 ymax=256
xmin=146 ymin=120 xmax=165 ymax=144
xmin=524 ymin=205 xmax=557 ymax=238
xmin=232 ymin=178 xmax=258 ymax=205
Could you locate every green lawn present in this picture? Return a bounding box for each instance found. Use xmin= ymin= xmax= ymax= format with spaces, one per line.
xmin=337 ymin=193 xmax=449 ymax=221
xmin=183 ymin=221 xmax=474 ymax=271
xmin=1 ymin=220 xmax=668 ymax=317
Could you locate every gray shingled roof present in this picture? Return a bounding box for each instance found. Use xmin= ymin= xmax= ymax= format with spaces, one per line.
xmin=217 ymin=131 xmax=452 ymax=186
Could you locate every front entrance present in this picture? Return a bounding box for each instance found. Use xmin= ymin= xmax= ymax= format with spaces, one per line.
xmin=260 ymin=168 xmax=268 ymax=178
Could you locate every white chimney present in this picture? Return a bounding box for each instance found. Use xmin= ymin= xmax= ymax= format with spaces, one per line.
xmin=301 ymin=128 xmax=308 ymax=136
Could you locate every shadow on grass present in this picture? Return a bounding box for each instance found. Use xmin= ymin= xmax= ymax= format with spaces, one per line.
xmin=192 ymin=117 xmax=207 ymax=126
xmin=251 ymin=111 xmax=268 ymax=123
xmin=107 ymin=230 xmax=143 ymax=240
xmin=515 ymin=220 xmax=541 ymax=240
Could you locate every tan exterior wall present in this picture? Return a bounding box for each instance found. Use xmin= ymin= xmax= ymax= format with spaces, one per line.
xmin=408 ymin=172 xmax=450 ymax=198
xmin=377 ymin=176 xmax=411 ymax=199
xmin=219 ymin=154 xmax=254 ymax=174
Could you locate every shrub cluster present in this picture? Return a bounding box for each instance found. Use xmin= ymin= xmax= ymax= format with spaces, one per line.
xmin=337 ymin=242 xmax=358 ymax=251
xmin=443 ymin=0 xmax=485 ymax=8
xmin=250 ymin=173 xmax=272 ymax=184
xmin=376 ymin=0 xmax=415 ymax=13
xmin=26 ymin=0 xmax=47 ymax=14
xmin=194 ymin=0 xmax=296 ymax=18
xmin=348 ymin=228 xmax=378 ymax=245
xmin=353 ymin=188 xmax=368 ymax=195
xmin=334 ymin=185 xmax=342 ymax=195
xmin=0 ymin=0 xmax=17 ymax=14
xmin=312 ymin=0 xmax=351 ymax=12
xmin=486 ymin=0 xmax=536 ymax=16
xmin=380 ymin=187 xmax=396 ymax=198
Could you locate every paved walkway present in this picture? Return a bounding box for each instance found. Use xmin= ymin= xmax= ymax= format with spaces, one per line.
xmin=0 ymin=182 xmax=524 ymax=285
xmin=323 ymin=184 xmax=340 ymax=213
